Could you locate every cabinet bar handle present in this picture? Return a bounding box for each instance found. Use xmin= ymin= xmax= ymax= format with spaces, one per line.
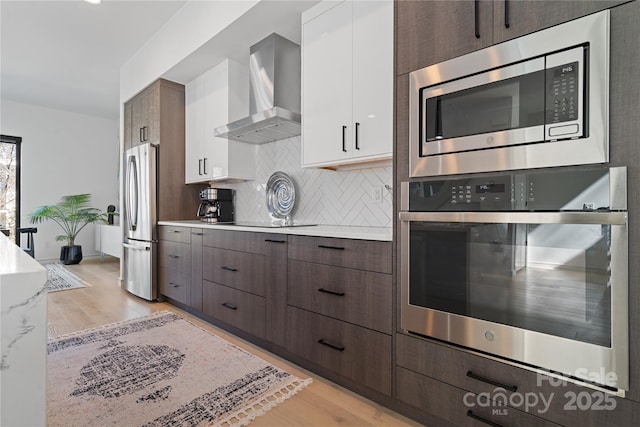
xmin=317 ymin=339 xmax=345 ymax=352
xmin=504 ymin=0 xmax=510 ymax=28
xmin=466 ymin=410 xmax=504 ymax=427
xmin=265 ymin=239 xmax=286 ymax=244
xmin=168 ymin=254 xmax=180 ymax=258
xmin=193 ymin=232 xmax=203 ymax=236
xmin=221 ymin=266 xmax=238 ymax=272
xmin=172 ymin=230 xmax=181 ymax=233
xmin=355 ymin=122 xmax=360 ymax=150
xmin=169 ymin=282 xmax=181 ymax=288
xmin=474 ymin=0 xmax=480 ymax=38
xmin=199 ymin=159 xmax=203 ymax=175
xmin=221 ymin=302 xmax=237 ymax=310
xmin=318 ymin=288 xmax=345 ymax=297
xmin=139 ymin=127 xmax=144 ymax=142
xmin=203 ymin=158 xmax=208 ymax=175
xmin=466 ymin=371 xmax=518 ymax=392
xmin=318 ymin=244 xmax=345 ymax=251
xmin=342 ymin=125 xmax=347 ymax=152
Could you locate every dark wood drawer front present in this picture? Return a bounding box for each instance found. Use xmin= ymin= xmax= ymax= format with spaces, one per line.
xmin=396 ymin=367 xmax=560 ymax=427
xmin=202 ymin=280 xmax=266 ymax=339
xmin=203 ymin=229 xmax=283 ymax=254
xmin=288 ymin=235 xmax=391 ymax=274
xmin=158 ymin=241 xmax=191 ymax=273
xmin=286 ymin=307 xmax=392 ymax=395
xmin=396 ymin=333 xmax=636 ymax=425
xmin=158 ymin=225 xmax=192 ymax=244
xmin=202 ymin=247 xmax=265 ymax=296
xmin=158 ymin=267 xmax=190 ymax=305
xmin=288 ymin=260 xmax=392 ymax=334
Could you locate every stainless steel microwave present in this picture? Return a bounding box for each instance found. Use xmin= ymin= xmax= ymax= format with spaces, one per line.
xmin=409 ymin=10 xmax=610 ymax=177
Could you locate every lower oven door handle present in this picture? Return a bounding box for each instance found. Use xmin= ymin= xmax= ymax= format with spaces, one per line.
xmin=399 ymin=211 xmax=627 ymax=225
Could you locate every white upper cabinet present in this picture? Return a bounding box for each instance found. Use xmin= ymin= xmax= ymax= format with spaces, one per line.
xmin=185 ymin=60 xmax=255 ymax=184
xmin=301 ymin=0 xmax=393 ymax=168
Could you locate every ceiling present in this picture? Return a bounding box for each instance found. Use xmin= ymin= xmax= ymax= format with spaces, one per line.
xmin=0 ymin=0 xmax=181 ymax=120
xmin=0 ymin=0 xmax=318 ymax=122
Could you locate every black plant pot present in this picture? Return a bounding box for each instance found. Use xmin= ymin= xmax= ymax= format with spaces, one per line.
xmin=60 ymin=245 xmax=83 ymax=265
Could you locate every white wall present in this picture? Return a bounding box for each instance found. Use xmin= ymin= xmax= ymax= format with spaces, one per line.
xmin=216 ymin=136 xmax=393 ymax=227
xmin=1 ymin=99 xmax=119 ymax=261
xmin=120 ymin=0 xmax=258 ymax=103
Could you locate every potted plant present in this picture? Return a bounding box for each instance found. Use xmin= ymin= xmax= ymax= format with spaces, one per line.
xmin=28 ymin=193 xmax=111 ymax=265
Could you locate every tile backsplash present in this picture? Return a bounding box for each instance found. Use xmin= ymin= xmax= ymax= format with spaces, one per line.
xmin=215 ymin=136 xmax=392 ymax=227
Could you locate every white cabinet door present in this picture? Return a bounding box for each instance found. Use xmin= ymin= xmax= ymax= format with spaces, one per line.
xmin=185 ymin=60 xmax=253 ymax=183
xmin=302 ymin=0 xmax=353 ymax=167
xmin=352 ymin=0 xmax=393 ymax=161
xmin=301 ymin=0 xmax=392 ymax=168
xmin=185 ymin=76 xmax=207 ymax=184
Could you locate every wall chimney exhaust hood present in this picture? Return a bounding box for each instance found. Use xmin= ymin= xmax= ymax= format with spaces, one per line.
xmin=214 ymin=33 xmax=301 ymax=144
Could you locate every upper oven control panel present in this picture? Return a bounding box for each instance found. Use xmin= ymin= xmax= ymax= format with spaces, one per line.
xmin=407 ymin=167 xmax=618 ymax=212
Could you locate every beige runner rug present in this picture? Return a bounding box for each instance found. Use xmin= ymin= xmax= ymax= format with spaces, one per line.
xmin=47 ymin=311 xmax=311 ymax=426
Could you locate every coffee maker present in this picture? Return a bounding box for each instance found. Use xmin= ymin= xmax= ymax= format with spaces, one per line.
xmin=197 ymin=188 xmax=234 ymax=222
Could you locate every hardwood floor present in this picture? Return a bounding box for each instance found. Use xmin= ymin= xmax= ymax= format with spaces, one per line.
xmin=47 ymin=258 xmax=420 ymax=427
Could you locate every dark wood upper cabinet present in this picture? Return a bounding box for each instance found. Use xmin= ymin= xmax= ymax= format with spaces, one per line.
xmin=396 ymin=0 xmax=629 ymax=76
xmin=493 ymin=0 xmax=627 ymax=43
xmin=124 ymin=79 xmax=200 ymax=221
xmin=396 ymin=0 xmax=493 ymax=76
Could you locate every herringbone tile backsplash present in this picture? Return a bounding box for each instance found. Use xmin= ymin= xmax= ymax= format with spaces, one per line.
xmin=215 ymin=136 xmax=393 ymax=227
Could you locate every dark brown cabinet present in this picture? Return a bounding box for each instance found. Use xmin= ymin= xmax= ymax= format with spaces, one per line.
xmin=200 ymin=229 xmax=288 ymax=344
xmin=124 ymin=79 xmax=198 ymax=221
xmin=286 ymin=235 xmax=393 ymax=396
xmin=158 ymin=225 xmax=192 ymax=306
xmin=396 ymin=0 xmax=626 ymax=76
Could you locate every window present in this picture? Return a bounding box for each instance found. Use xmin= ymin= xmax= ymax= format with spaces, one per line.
xmin=0 ymin=134 xmax=21 ymax=243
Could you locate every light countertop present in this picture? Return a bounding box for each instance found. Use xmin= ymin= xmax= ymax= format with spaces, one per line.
xmin=158 ymin=221 xmax=392 ymax=242
xmin=0 ymin=234 xmax=48 ymax=426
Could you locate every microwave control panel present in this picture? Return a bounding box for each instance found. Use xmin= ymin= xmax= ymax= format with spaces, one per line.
xmin=546 ymin=61 xmax=579 ymax=124
xmin=408 ymin=167 xmax=611 ymax=212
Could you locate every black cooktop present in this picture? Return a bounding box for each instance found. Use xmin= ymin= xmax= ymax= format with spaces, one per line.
xmin=215 ymin=221 xmax=317 ymax=228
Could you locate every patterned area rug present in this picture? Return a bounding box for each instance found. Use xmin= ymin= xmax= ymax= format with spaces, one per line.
xmin=45 ymin=263 xmax=88 ymax=292
xmin=47 ymin=311 xmax=311 ymax=427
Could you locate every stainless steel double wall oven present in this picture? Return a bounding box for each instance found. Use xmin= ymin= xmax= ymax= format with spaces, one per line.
xmin=401 ymin=10 xmax=629 ymax=393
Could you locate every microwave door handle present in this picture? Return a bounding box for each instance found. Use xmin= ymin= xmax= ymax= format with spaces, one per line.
xmin=126 ymin=155 xmax=139 ymax=231
xmin=399 ymin=211 xmax=627 ymax=226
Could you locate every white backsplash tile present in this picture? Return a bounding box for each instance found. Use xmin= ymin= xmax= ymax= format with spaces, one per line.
xmin=214 ymin=136 xmax=392 ymax=227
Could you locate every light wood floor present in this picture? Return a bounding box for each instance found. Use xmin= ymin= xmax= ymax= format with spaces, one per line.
xmin=47 ymin=258 xmax=421 ymax=427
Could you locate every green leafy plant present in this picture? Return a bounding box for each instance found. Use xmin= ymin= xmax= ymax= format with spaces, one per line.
xmin=28 ymin=193 xmax=111 ymax=247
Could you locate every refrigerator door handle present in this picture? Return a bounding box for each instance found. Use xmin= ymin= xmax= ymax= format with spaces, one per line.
xmin=126 ymin=154 xmax=139 ymax=231
xmin=123 ymin=242 xmax=151 ymax=251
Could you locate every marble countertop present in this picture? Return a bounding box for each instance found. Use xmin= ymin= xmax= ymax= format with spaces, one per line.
xmin=0 ymin=233 xmax=48 ymax=279
xmin=158 ymin=221 xmax=393 ymax=241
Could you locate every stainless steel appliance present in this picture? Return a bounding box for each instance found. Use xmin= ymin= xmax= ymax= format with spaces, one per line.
xmin=214 ymin=33 xmax=301 ymax=144
xmin=197 ymin=188 xmax=234 ymax=223
xmin=400 ymin=166 xmax=628 ymax=392
xmin=409 ymin=10 xmax=609 ymax=177
xmin=123 ymin=142 xmax=157 ymax=301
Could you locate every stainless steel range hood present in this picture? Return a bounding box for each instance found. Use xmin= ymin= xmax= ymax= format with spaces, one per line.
xmin=214 ymin=33 xmax=301 ymax=144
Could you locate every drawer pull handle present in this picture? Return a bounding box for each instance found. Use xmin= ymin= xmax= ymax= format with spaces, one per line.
xmin=318 ymin=288 xmax=345 ymax=297
xmin=172 ymin=230 xmax=181 ymax=233
xmin=221 ymin=302 xmax=237 ymax=310
xmin=168 ymin=254 xmax=180 ymax=259
xmin=193 ymin=232 xmax=203 ymax=236
xmin=317 ymin=339 xmax=345 ymax=352
xmin=317 ymin=244 xmax=345 ymax=251
xmin=221 ymin=266 xmax=238 ymax=272
xmin=466 ymin=371 xmax=518 ymax=392
xmin=466 ymin=410 xmax=504 ymax=427
xmin=169 ymin=282 xmax=181 ymax=288
xmin=265 ymin=239 xmax=286 ymax=244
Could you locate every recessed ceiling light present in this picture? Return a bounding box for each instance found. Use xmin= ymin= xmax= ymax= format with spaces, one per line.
xmin=84 ymin=0 xmax=102 ymax=5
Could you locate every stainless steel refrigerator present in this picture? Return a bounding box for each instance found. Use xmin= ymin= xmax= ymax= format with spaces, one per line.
xmin=122 ymin=142 xmax=157 ymax=301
